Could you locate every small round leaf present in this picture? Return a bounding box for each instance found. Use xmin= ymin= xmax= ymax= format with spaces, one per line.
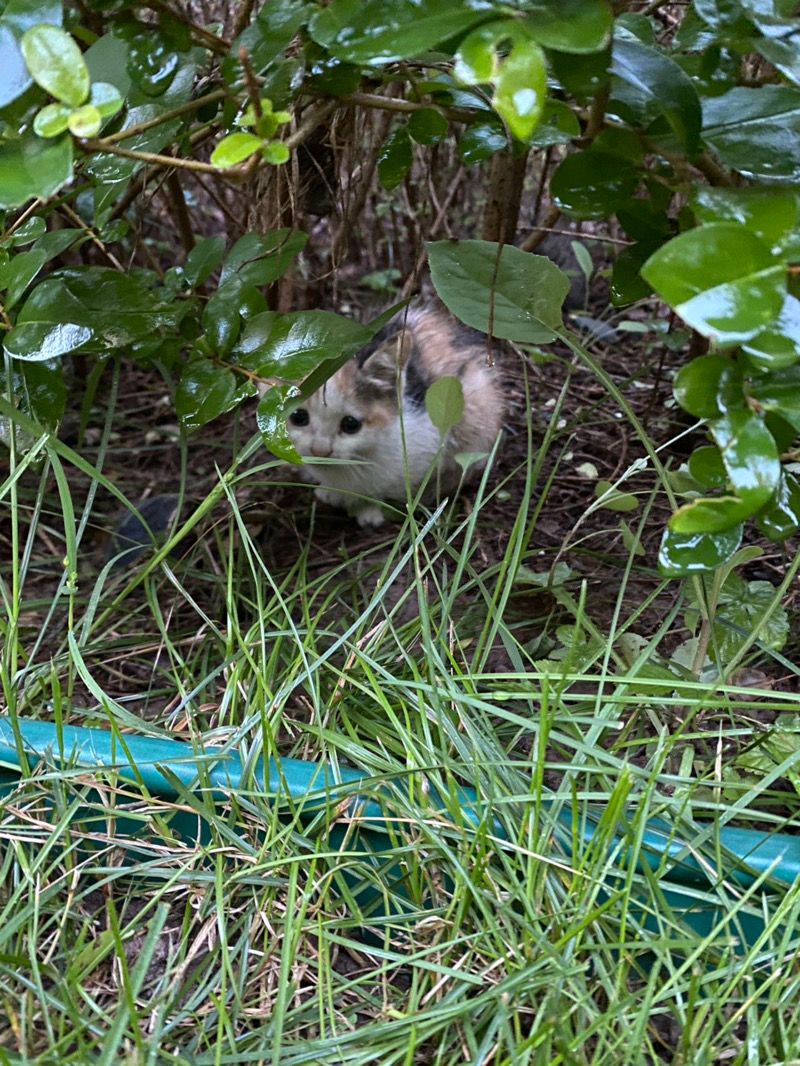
xmin=492 ymin=40 xmax=547 ymax=142
xmin=68 ymin=103 xmax=102 ymax=138
xmin=211 ymin=132 xmax=264 ymax=168
xmin=89 ymin=81 xmax=124 ymax=119
xmin=262 ymin=141 xmax=290 ymax=165
xmin=33 ymin=102 xmax=71 ymax=138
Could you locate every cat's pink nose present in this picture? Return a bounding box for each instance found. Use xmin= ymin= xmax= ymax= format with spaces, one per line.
xmin=310 ymin=445 xmax=332 ymax=458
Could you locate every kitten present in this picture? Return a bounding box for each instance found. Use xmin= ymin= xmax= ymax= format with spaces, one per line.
xmin=285 ymin=307 xmax=504 ymax=527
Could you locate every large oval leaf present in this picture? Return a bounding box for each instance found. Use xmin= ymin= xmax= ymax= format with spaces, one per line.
xmin=0 ymin=131 xmax=73 ymax=209
xmin=3 ymin=321 xmax=93 ymax=361
xmin=234 ymin=311 xmax=373 ymax=380
xmin=521 ymin=0 xmax=612 ymax=53
xmin=176 ymin=355 xmax=255 ymax=432
xmin=757 ymin=471 xmax=800 ymax=540
xmin=710 ymin=409 xmax=781 ymax=507
xmin=257 ymin=385 xmax=303 ymax=463
xmin=21 ymin=24 xmax=89 ymax=107
xmin=702 ymin=87 xmax=800 ymax=182
xmin=428 ymin=239 xmax=569 ymax=343
xmin=551 ymin=150 xmax=640 ymax=220
xmin=658 ymin=524 xmax=743 ymax=575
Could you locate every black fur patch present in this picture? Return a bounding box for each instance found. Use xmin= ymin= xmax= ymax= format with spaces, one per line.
xmin=404 ymin=355 xmax=429 ymax=407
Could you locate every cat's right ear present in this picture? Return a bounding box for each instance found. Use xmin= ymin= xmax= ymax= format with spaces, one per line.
xmin=360 ymin=331 xmax=414 ymax=393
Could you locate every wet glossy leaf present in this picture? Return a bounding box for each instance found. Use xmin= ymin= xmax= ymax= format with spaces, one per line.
xmin=616 ymin=198 xmax=672 ymax=244
xmin=0 ymin=248 xmax=47 ymax=309
xmin=10 ymin=217 xmax=46 ymax=245
xmin=658 ymin=524 xmax=743 ymax=575
xmin=0 ymin=357 xmax=66 ymax=449
xmin=492 ymin=40 xmax=548 ymax=142
xmin=308 ymin=0 xmax=485 ymax=65
xmin=3 ymin=321 xmax=93 ymax=361
xmin=176 ymin=355 xmax=255 ymax=432
xmin=32 ymin=101 xmax=70 ymax=137
xmin=257 ymin=384 xmax=302 ymax=463
xmin=710 ymin=409 xmax=780 ymax=507
xmin=530 ymin=99 xmax=581 ymax=147
xmin=21 ymin=24 xmax=89 ymax=107
xmin=551 ymin=150 xmax=640 ymax=220
xmin=702 ymin=87 xmax=800 ymax=182
xmin=642 ymin=224 xmax=785 ymax=344
xmin=674 ymin=354 xmax=740 ymax=419
xmin=407 ymin=108 xmax=448 ymax=146
xmin=127 ymin=34 xmax=178 ymax=97
xmin=17 ymin=268 xmax=185 ymax=350
xmin=520 ymin=0 xmax=612 ymax=53
xmin=741 ymin=295 xmax=800 ymax=369
xmin=378 ymin=127 xmax=412 ymax=191
xmin=223 ymin=0 xmax=309 ymax=85
xmin=691 ymin=186 xmax=798 ymax=245
xmin=220 ymin=230 xmax=307 ymax=287
xmin=429 ymin=239 xmax=569 ymax=343
xmin=749 ymin=366 xmax=800 ymax=431
xmin=0 ymin=131 xmax=73 ymax=209
xmin=612 ymin=37 xmax=701 ymax=156
xmin=757 ymin=470 xmax=800 ymax=540
xmin=234 ymin=310 xmax=372 ymax=380
xmin=688 ymin=445 xmax=728 ymax=488
xmin=184 ymin=237 xmax=226 ymax=288
xmin=84 ymin=32 xmax=131 ymax=97
xmin=426 ymin=377 xmax=465 ymax=435
xmin=548 ymin=46 xmax=611 ymax=100
xmin=67 ymin=103 xmax=101 ymax=138
xmin=459 ymin=122 xmax=507 ymax=164
xmin=211 ymin=132 xmax=263 ymax=168
xmin=670 ymin=494 xmax=754 ymax=535
xmin=203 ymin=284 xmax=244 ymax=355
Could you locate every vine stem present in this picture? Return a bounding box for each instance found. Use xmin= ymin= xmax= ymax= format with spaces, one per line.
xmin=100 ymin=89 xmax=230 ymax=145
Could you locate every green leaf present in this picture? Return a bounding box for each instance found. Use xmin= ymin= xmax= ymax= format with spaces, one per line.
xmin=0 ymin=357 xmax=66 ymax=450
xmin=749 ymin=366 xmax=800 ymax=431
xmin=641 ymin=224 xmax=786 ymax=344
xmin=459 ymin=122 xmax=507 ymax=164
xmin=89 ymin=80 xmax=124 ymax=119
xmin=688 ymin=445 xmax=728 ymax=488
xmin=0 ymin=249 xmax=47 ymax=310
xmin=454 ymin=21 xmax=506 ymax=84
xmin=691 ymin=186 xmax=799 ymax=245
xmin=262 ymin=140 xmax=289 ymax=165
xmin=0 ymin=131 xmax=73 ymax=209
xmin=308 ymin=0 xmax=486 ymax=65
xmin=550 ymin=150 xmax=640 ymax=220
xmin=702 ymin=87 xmax=800 ymax=182
xmin=530 ymin=99 xmax=581 ymax=147
xmin=378 ymin=127 xmax=412 ymax=191
xmin=21 ymin=24 xmax=89 ymax=107
xmin=223 ymin=0 xmax=310 ymax=85
xmin=611 ymin=37 xmax=701 ymax=156
xmin=610 ymin=242 xmax=657 ymax=306
xmin=10 ymin=217 xmax=46 ymax=245
xmin=202 ymin=283 xmax=246 ymax=355
xmin=407 ymin=107 xmax=448 ymax=146
xmin=67 ymin=103 xmax=102 ymax=138
xmin=757 ymin=471 xmax=800 ymax=540
xmin=211 ymin=131 xmax=264 ymax=168
xmin=257 ymin=384 xmax=303 ymax=462
xmin=127 ymin=33 xmax=178 ymax=97
xmin=184 ymin=237 xmax=226 ymax=288
xmin=234 ymin=310 xmax=372 ymax=380
xmin=595 ymin=480 xmax=639 ymax=512
xmin=0 ymin=22 xmax=32 ymax=108
xmin=520 ymin=0 xmax=612 ymax=53
xmin=220 ymin=230 xmax=307 ymax=287
xmin=3 ymin=321 xmax=93 ymax=361
xmin=548 ymin=46 xmax=611 ymax=101
xmin=492 ymin=39 xmax=548 ymax=142
xmin=674 ymin=354 xmax=740 ymax=419
xmin=175 ymin=354 xmax=255 ymax=432
xmin=658 ymin=524 xmax=743 ymax=575
xmin=425 ymin=376 xmax=465 ymax=435
xmin=84 ymin=32 xmax=131 ymax=97
xmin=17 ymin=268 xmax=185 ymax=350
xmin=428 ymin=239 xmax=569 ymax=344
xmin=741 ymin=295 xmax=800 ymax=370
xmin=33 ymin=101 xmax=71 ymax=137
xmin=710 ymin=409 xmax=781 ymax=507
xmin=712 ymin=575 xmax=789 ymax=662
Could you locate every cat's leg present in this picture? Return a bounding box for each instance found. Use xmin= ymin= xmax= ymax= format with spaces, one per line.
xmin=314 ymin=486 xmax=348 ymax=509
xmin=353 ymin=503 xmax=385 ymax=528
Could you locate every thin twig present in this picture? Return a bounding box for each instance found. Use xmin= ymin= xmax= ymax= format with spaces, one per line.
xmin=100 ymin=89 xmax=229 ymax=145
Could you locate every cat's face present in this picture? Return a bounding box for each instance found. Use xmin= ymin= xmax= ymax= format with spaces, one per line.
xmin=286 ymin=362 xmax=396 ymax=463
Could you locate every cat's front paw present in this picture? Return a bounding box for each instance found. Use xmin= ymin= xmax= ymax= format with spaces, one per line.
xmin=355 ymin=504 xmax=385 ymax=528
xmin=314 ymin=487 xmax=346 ymax=509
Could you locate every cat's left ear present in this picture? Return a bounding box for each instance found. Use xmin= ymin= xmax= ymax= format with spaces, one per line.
xmin=360 ymin=331 xmax=414 ymax=393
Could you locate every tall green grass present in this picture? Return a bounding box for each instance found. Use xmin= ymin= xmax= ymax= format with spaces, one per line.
xmin=1 ymin=362 xmax=799 ymax=1064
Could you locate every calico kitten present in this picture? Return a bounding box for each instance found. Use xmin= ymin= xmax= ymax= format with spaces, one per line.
xmin=286 ymin=307 xmax=504 ymax=527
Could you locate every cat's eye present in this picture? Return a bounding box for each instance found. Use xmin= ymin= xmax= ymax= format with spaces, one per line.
xmin=340 ymin=416 xmax=362 ymax=435
xmin=289 ymin=409 xmax=309 ymax=427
